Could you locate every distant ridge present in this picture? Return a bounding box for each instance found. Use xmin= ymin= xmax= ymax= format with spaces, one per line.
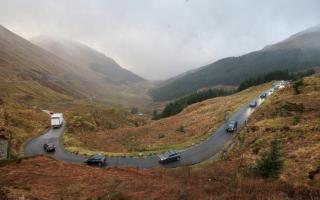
xmin=150 ymin=24 xmax=320 ymax=101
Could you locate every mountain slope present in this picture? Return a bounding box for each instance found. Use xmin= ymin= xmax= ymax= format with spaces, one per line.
xmin=0 ymin=25 xmax=152 ymax=158
xmin=30 ymin=36 xmax=152 ymax=108
xmin=30 ymin=36 xmax=143 ymax=84
xmin=263 ymin=25 xmax=320 ymax=51
xmin=0 ymin=25 xmax=91 ymax=102
xmin=227 ymin=75 xmax=320 ymax=185
xmin=150 ymin=25 xmax=320 ymax=101
xmin=0 ymin=25 xmax=151 ymax=108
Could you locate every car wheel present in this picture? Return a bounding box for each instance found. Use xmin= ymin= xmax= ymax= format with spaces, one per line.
xmin=98 ymin=162 xmax=102 ymax=167
xmin=177 ymin=157 xmax=180 ymax=161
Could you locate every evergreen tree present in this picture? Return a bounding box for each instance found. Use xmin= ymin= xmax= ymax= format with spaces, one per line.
xmin=152 ymin=110 xmax=161 ymax=120
xmin=293 ymin=79 xmax=303 ymax=94
xmin=156 ymin=88 xmax=234 ymax=119
xmin=257 ymin=139 xmax=284 ymax=178
xmin=130 ymin=107 xmax=138 ymax=114
xmin=238 ymin=69 xmax=314 ymax=92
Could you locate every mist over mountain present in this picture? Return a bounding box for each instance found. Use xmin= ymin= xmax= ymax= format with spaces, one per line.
xmin=31 ymin=36 xmax=143 ymax=84
xmin=0 ymin=25 xmax=151 ymax=107
xmin=263 ymin=25 xmax=320 ymax=51
xmin=150 ymin=25 xmax=320 ymax=101
xmin=0 ymin=25 xmax=88 ymax=99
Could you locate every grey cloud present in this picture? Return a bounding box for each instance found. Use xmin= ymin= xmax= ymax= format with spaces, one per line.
xmin=0 ymin=0 xmax=320 ymax=80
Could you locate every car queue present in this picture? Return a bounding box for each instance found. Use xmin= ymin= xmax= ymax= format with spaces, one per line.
xmin=41 ymin=81 xmax=289 ymax=167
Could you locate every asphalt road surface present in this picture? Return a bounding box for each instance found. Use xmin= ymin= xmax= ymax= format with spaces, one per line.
xmin=25 ymin=83 xmax=284 ymax=168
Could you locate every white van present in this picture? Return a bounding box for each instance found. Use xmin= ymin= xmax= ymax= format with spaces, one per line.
xmin=51 ymin=113 xmax=64 ymax=128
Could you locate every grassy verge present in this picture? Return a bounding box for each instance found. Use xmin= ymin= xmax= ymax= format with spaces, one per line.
xmin=63 ymin=131 xmax=214 ymax=157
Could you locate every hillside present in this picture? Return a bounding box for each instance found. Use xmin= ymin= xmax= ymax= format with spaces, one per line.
xmin=1 ymin=77 xmax=320 ymax=199
xmin=263 ymin=25 xmax=320 ymax=51
xmin=0 ymin=25 xmax=90 ymax=100
xmin=0 ymin=25 xmax=152 ymax=109
xmin=150 ymin=25 xmax=320 ymax=101
xmin=30 ymin=36 xmax=153 ymax=108
xmin=0 ymin=152 xmax=319 ymax=199
xmin=227 ymin=75 xmax=320 ymax=185
xmin=63 ymin=82 xmax=272 ymax=155
xmin=0 ymin=25 xmax=152 ymax=158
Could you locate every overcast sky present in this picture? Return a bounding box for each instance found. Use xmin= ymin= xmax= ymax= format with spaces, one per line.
xmin=0 ymin=0 xmax=320 ymax=80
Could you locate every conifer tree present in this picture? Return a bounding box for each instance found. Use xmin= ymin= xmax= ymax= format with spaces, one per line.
xmin=257 ymin=139 xmax=284 ymax=178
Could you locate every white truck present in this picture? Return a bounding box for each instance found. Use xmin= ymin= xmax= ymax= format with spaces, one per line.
xmin=50 ymin=113 xmax=64 ymax=128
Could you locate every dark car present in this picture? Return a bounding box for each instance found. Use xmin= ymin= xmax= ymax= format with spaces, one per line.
xmin=249 ymin=101 xmax=257 ymax=108
xmin=260 ymin=93 xmax=267 ymax=99
xmin=43 ymin=143 xmax=56 ymax=153
xmin=85 ymin=154 xmax=107 ymax=167
xmin=158 ymin=150 xmax=181 ymax=163
xmin=226 ymin=120 xmax=238 ymax=133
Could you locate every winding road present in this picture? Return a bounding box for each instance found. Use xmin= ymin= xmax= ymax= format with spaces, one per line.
xmin=25 ymin=83 xmax=283 ymax=168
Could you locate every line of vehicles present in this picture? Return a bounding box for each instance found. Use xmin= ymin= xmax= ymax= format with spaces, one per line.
xmin=42 ymin=112 xmax=64 ymax=153
xmin=43 ymin=81 xmax=289 ymax=167
xmin=225 ymin=89 xmax=270 ymax=134
xmin=152 ymin=81 xmax=289 ymax=165
xmin=41 ymin=89 xmax=269 ymax=166
xmin=83 ymin=150 xmax=182 ymax=167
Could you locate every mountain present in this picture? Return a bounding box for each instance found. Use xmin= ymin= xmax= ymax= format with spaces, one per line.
xmin=30 ymin=36 xmax=151 ymax=108
xmin=30 ymin=36 xmax=143 ymax=84
xmin=0 ymin=25 xmax=150 ymax=108
xmin=150 ymin=25 xmax=320 ymax=101
xmin=263 ymin=25 xmax=320 ymax=51
xmin=0 ymin=25 xmax=90 ymax=103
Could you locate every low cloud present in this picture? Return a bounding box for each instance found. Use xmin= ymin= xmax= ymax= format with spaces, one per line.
xmin=1 ymin=0 xmax=319 ymax=80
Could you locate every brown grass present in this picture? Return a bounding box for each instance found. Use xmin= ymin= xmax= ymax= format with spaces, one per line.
xmin=64 ymin=82 xmax=273 ymax=155
xmin=0 ymin=156 xmax=319 ymax=200
xmin=226 ymin=76 xmax=320 ymax=187
xmin=1 ymin=77 xmax=320 ymax=199
xmin=5 ymin=102 xmax=49 ymax=158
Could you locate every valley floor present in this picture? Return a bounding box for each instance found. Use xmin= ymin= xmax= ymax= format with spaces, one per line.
xmin=1 ymin=76 xmax=320 ymax=199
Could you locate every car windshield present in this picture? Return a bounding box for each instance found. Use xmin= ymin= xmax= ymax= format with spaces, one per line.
xmin=228 ymin=121 xmax=236 ymax=127
xmin=163 ymin=150 xmax=176 ymax=157
xmin=90 ymin=155 xmax=104 ymax=160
